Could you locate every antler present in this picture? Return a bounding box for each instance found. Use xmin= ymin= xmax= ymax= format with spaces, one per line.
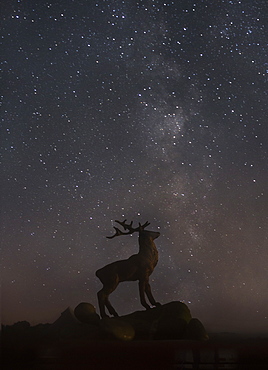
xmin=106 ymin=219 xmax=150 ymax=239
xmin=139 ymin=221 xmax=150 ymax=229
xmin=115 ymin=219 xmax=136 ymax=231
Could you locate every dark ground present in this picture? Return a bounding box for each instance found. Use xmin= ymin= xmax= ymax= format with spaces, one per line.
xmin=1 ymin=304 xmax=268 ymax=369
xmin=1 ymin=323 xmax=268 ymax=369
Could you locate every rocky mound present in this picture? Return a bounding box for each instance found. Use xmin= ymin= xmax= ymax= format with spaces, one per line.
xmin=71 ymin=301 xmax=208 ymax=342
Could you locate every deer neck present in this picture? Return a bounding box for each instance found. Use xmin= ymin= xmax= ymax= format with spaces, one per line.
xmin=138 ymin=236 xmax=158 ymax=259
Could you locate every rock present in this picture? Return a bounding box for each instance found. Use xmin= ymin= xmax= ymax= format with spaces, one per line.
xmin=153 ymin=301 xmax=191 ymax=340
xmin=100 ymin=318 xmax=135 ymax=341
xmin=52 ymin=301 xmax=208 ymax=342
xmin=45 ymin=307 xmax=82 ymax=341
xmin=46 ymin=306 xmax=101 ymax=342
xmin=74 ymin=302 xmax=100 ymax=325
xmin=186 ymin=318 xmax=209 ymax=341
xmin=51 ymin=307 xmax=79 ymax=328
xmin=159 ymin=301 xmax=192 ymax=323
xmin=155 ymin=317 xmax=188 ymax=340
xmin=120 ymin=301 xmax=192 ymax=340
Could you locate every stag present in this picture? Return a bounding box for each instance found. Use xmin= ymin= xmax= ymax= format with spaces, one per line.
xmin=96 ymin=220 xmax=161 ymax=318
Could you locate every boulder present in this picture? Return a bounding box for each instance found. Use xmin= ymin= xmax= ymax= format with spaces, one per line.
xmin=45 ymin=307 xmax=82 ymax=341
xmin=95 ymin=301 xmax=195 ymax=341
xmin=74 ymin=302 xmax=100 ymax=325
xmin=186 ymin=318 xmax=209 ymax=341
xmin=50 ymin=301 xmax=208 ymax=342
xmin=154 ymin=316 xmax=188 ymax=340
xmin=121 ymin=301 xmax=192 ymax=340
xmin=100 ymin=318 xmax=135 ymax=341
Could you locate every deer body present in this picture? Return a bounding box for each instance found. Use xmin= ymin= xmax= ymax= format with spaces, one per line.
xmin=96 ymin=220 xmax=160 ymax=318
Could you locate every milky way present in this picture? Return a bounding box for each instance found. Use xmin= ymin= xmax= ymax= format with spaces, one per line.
xmin=1 ymin=0 xmax=268 ymax=333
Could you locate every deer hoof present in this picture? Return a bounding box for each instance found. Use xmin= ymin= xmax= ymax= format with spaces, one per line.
xmin=100 ymin=312 xmax=111 ymax=319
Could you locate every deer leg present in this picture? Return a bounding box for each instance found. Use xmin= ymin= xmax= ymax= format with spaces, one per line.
xmin=97 ymin=289 xmax=109 ymax=318
xmin=97 ymin=280 xmax=119 ymax=318
xmin=139 ymin=279 xmax=151 ymax=310
xmin=145 ymin=282 xmax=161 ymax=307
xmin=105 ymin=296 xmax=119 ymax=317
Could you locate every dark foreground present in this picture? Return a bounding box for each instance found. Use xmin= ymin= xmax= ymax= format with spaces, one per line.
xmin=1 ymin=303 xmax=267 ymax=369
xmin=2 ymin=334 xmax=268 ymax=369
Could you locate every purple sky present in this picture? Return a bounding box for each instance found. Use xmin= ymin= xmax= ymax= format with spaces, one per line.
xmin=1 ymin=0 xmax=267 ymax=333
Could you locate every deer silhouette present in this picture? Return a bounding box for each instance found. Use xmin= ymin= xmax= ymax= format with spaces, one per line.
xmin=96 ymin=220 xmax=161 ymax=318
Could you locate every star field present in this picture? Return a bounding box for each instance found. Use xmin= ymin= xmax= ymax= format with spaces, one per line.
xmin=1 ymin=0 xmax=268 ymax=333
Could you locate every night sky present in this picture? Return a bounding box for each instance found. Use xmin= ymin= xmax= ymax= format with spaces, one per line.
xmin=1 ymin=0 xmax=268 ymax=334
